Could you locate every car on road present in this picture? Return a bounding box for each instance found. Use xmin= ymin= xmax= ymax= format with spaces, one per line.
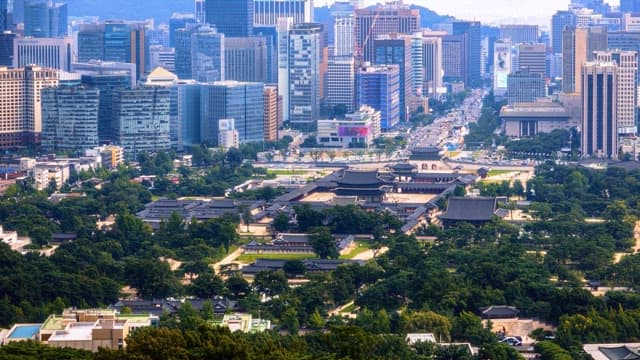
xmin=500 ymin=337 xmax=522 ymax=347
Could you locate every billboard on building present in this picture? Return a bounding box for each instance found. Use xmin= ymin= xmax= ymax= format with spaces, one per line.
xmin=493 ymin=40 xmax=511 ymax=96
xmin=338 ymin=126 xmax=369 ymax=137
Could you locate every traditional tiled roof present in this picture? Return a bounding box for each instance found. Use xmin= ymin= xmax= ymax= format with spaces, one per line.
xmin=440 ymin=197 xmax=497 ymax=222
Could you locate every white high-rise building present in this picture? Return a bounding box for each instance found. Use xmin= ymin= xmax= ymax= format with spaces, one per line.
xmin=327 ymin=55 xmax=355 ymax=112
xmin=422 ymin=36 xmax=443 ymax=98
xmin=493 ymin=39 xmax=512 ymax=97
xmin=594 ymin=50 xmax=638 ymax=136
xmin=333 ymin=2 xmax=355 ymax=56
xmin=254 ymin=0 xmax=314 ymax=26
xmin=195 ymin=0 xmax=205 ymax=23
xmin=218 ymin=118 xmax=239 ymax=150
xmin=277 ymin=17 xmax=293 ymax=122
xmin=13 ymin=37 xmax=74 ymax=72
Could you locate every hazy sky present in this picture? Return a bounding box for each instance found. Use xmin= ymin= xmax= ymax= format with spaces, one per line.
xmin=315 ymin=0 xmax=622 ymax=25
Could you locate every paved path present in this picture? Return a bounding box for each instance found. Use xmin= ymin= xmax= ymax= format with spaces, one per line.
xmin=352 ymin=247 xmax=389 ymax=261
xmin=212 ymin=247 xmax=244 ymax=275
xmin=613 ymin=220 xmax=640 ymax=264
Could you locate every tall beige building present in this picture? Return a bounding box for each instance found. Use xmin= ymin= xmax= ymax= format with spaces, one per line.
xmin=0 ymin=66 xmax=59 ymax=148
xmin=594 ymin=50 xmax=638 ymax=136
xmin=562 ymin=26 xmax=608 ymax=93
xmin=263 ymin=85 xmax=279 ymax=142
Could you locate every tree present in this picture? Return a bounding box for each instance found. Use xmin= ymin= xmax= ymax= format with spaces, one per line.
xmin=225 ymin=276 xmax=251 ymax=299
xmin=283 ymin=260 xmax=306 ymax=277
xmin=124 ymin=258 xmax=180 ymax=299
xmin=272 ymin=212 xmax=290 ymax=233
xmin=253 ymin=270 xmax=289 ymax=296
xmin=309 ymin=226 xmax=338 ymax=259
xmin=189 ymin=271 xmax=225 ymax=298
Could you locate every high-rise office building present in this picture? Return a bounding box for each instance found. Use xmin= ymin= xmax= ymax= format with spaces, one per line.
xmin=355 ymin=4 xmax=419 ymax=62
xmin=453 ymin=21 xmax=482 ymax=87
xmin=113 ymin=86 xmax=171 ymax=159
xmin=552 ymin=10 xmax=577 ymax=54
xmin=77 ymin=21 xmax=146 ymax=79
xmin=327 ymin=55 xmax=355 ymax=113
xmin=0 ymin=32 xmax=15 ymax=66
xmin=200 ymin=81 xmax=264 ymax=145
xmin=41 ymin=85 xmax=99 ymax=152
xmin=582 ymin=61 xmax=618 ymax=159
xmin=277 ymin=18 xmax=293 ymax=122
xmin=594 ymin=50 xmax=638 ymax=136
xmin=169 ymin=13 xmax=195 ymax=48
xmin=205 ymin=0 xmax=253 ymax=37
xmin=0 ymin=0 xmax=8 ymax=31
xmin=149 ymin=46 xmax=176 ymax=73
xmin=24 ymin=0 xmax=67 ymax=37
xmin=190 ymin=24 xmax=224 ymax=82
xmin=442 ymin=34 xmax=466 ymax=83
xmin=170 ymin=81 xmax=201 ymax=150
xmin=285 ymin=23 xmax=322 ymax=131
xmin=12 ymin=0 xmax=24 ymax=25
xmin=13 ymin=37 xmax=72 ymax=71
xmin=253 ymin=25 xmax=278 ymax=83
xmin=621 ymin=0 xmax=640 ymax=12
xmin=499 ymin=24 xmax=539 ymax=44
xmin=333 ymin=2 xmax=354 ymax=56
xmin=373 ymin=34 xmax=412 ymax=122
xmin=518 ymin=43 xmax=547 ymax=77
xmin=357 ymin=64 xmax=400 ymax=130
xmin=225 ymin=36 xmax=267 ymax=83
xmin=174 ymin=23 xmax=199 ymax=80
xmin=421 ymin=35 xmax=443 ymax=98
xmin=409 ymin=33 xmax=424 ymax=97
xmin=195 ymin=0 xmax=205 ymax=23
xmin=507 ymin=69 xmax=545 ymax=105
xmin=254 ymin=0 xmax=313 ymax=26
xmin=562 ymin=26 xmax=608 ymax=93
xmin=0 ymin=65 xmax=58 ymax=148
xmin=263 ymin=85 xmax=278 ymax=142
xmin=494 ymin=39 xmax=512 ymax=97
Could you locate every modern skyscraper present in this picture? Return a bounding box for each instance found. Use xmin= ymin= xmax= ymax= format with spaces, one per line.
xmin=190 ymin=24 xmax=224 ymax=82
xmin=263 ymin=85 xmax=278 ymax=142
xmin=200 ymin=81 xmax=264 ymax=145
xmin=374 ymin=34 xmax=412 ymax=122
xmin=453 ymin=21 xmax=482 ymax=87
xmin=499 ymin=25 xmax=539 ymax=44
xmin=113 ymin=86 xmax=171 ymax=159
xmin=442 ymin=34 xmax=466 ymax=83
xmin=169 ymin=13 xmax=195 ymax=48
xmin=24 ymin=0 xmax=66 ymax=37
xmin=225 ymin=36 xmax=267 ymax=83
xmin=333 ymin=2 xmax=354 ymax=56
xmin=253 ymin=25 xmax=278 ymax=83
xmin=170 ymin=81 xmax=201 ymax=150
xmin=507 ymin=69 xmax=545 ymax=105
xmin=205 ymin=0 xmax=253 ymax=37
xmin=0 ymin=0 xmax=9 ymax=32
xmin=195 ymin=0 xmax=205 ymax=24
xmin=149 ymin=46 xmax=176 ymax=73
xmin=552 ymin=10 xmax=576 ymax=54
xmin=0 ymin=32 xmax=15 ymax=66
xmin=254 ymin=0 xmax=313 ymax=26
xmin=327 ymin=55 xmax=355 ymax=113
xmin=286 ymin=23 xmax=322 ymax=131
xmin=582 ymin=61 xmax=618 ymax=159
xmin=518 ymin=43 xmax=547 ymax=77
xmin=421 ymin=35 xmax=443 ymax=98
xmin=77 ymin=21 xmax=146 ymax=80
xmin=41 ymin=85 xmax=99 ymax=152
xmin=277 ymin=17 xmax=293 ymax=122
xmin=0 ymin=65 xmax=58 ymax=148
xmin=357 ymin=64 xmax=400 ymax=130
xmin=13 ymin=37 xmax=72 ymax=71
xmin=594 ymin=50 xmax=638 ymax=136
xmin=355 ymin=4 xmax=419 ymax=62
xmin=562 ymin=26 xmax=608 ymax=93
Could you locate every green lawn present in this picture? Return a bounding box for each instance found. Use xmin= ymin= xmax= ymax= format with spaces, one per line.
xmin=236 ymin=253 xmax=317 ymax=263
xmin=488 ymin=170 xmax=515 ymax=177
xmin=339 ymin=242 xmax=374 ymax=259
xmin=266 ymin=169 xmax=310 ymax=175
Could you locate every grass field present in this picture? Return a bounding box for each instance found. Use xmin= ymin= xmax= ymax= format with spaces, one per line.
xmin=236 ymin=253 xmax=317 ymax=263
xmin=488 ymin=170 xmax=515 ymax=177
xmin=266 ymin=169 xmax=310 ymax=175
xmin=339 ymin=242 xmax=373 ymax=259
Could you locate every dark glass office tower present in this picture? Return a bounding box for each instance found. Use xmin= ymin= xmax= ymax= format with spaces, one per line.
xmin=621 ymin=0 xmax=640 ymax=12
xmin=453 ymin=21 xmax=481 ymax=87
xmin=0 ymin=0 xmax=8 ymax=31
xmin=205 ymin=0 xmax=253 ymax=37
xmin=0 ymin=32 xmax=15 ymax=66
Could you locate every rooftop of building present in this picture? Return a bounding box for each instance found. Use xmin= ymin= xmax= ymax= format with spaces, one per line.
xmin=500 ymin=102 xmax=570 ymax=118
xmin=48 ymin=322 xmax=99 ymax=342
xmin=440 ymin=197 xmax=499 ymax=222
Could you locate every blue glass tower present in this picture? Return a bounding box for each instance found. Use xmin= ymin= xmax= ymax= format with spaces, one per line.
xmin=205 ymin=0 xmax=253 ymax=37
xmin=357 ymin=65 xmax=400 ymax=131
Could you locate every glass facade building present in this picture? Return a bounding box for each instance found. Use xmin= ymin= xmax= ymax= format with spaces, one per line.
xmin=356 ymin=65 xmax=400 ymax=131
xmin=205 ymin=0 xmax=253 ymax=37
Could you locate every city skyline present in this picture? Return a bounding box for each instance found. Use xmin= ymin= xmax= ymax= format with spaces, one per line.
xmin=318 ymin=0 xmax=621 ymax=25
